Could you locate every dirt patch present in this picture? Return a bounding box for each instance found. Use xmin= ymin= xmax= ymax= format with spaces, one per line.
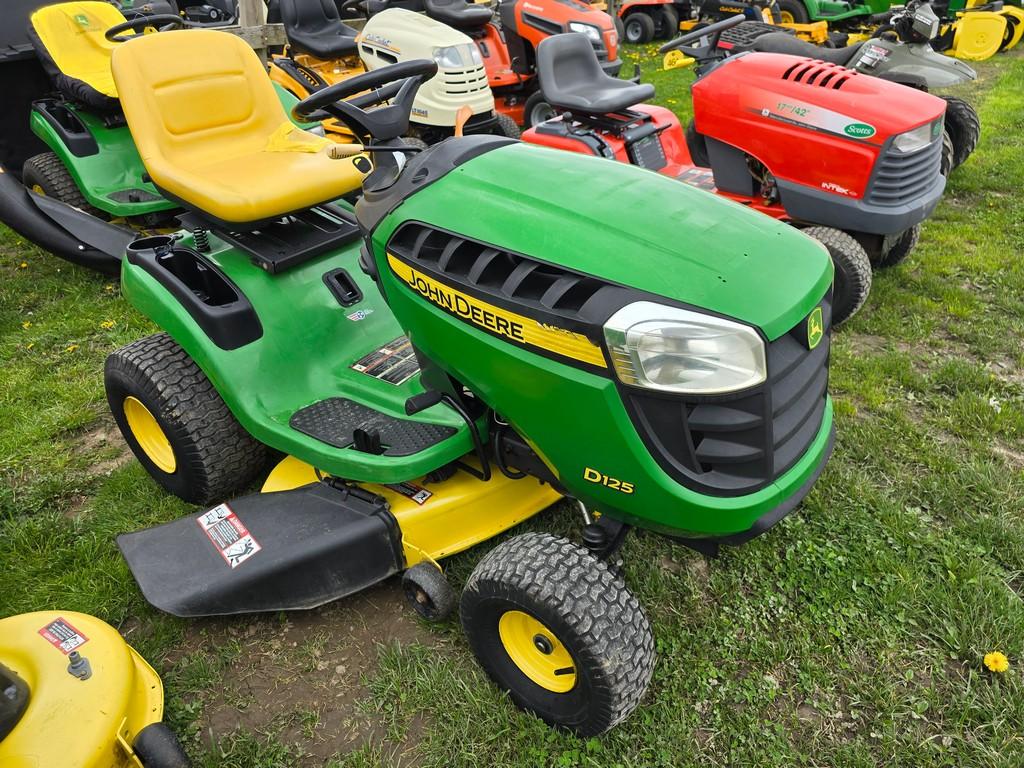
xmin=73 ymin=416 xmax=133 ymax=480
xmin=992 ymin=442 xmax=1024 ymax=471
xmin=178 ymin=579 xmax=441 ymax=766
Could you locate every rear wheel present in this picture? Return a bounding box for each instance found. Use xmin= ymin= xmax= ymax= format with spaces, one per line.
xmin=656 ymin=5 xmax=680 ymax=38
xmin=105 ymin=333 xmax=269 ymax=505
xmin=624 ymin=12 xmax=656 ymax=44
xmin=941 ymin=96 xmax=980 ymax=170
xmin=461 ymin=532 xmax=655 ymax=736
xmin=524 ymin=91 xmax=557 ymax=127
xmin=940 ymin=129 xmax=955 ymax=176
xmin=776 ymin=0 xmax=810 ymax=24
xmin=803 ymin=226 xmax=872 ymax=326
xmin=613 ymin=14 xmax=625 ymax=41
xmin=495 ymin=112 xmax=522 ymax=140
xmin=133 ymin=723 xmax=189 ymax=768
xmin=22 ymin=152 xmax=104 ymax=218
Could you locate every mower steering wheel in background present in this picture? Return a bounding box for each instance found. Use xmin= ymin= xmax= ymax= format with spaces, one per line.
xmin=293 ymin=59 xmax=439 ymax=145
xmin=659 ymin=14 xmax=745 ymax=63
xmin=105 ymin=14 xmax=191 ymax=42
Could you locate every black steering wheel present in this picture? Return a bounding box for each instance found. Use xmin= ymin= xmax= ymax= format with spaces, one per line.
xmin=105 ymin=13 xmax=189 ymax=42
xmin=659 ymin=14 xmax=745 ymax=61
xmin=293 ymin=59 xmax=439 ymax=144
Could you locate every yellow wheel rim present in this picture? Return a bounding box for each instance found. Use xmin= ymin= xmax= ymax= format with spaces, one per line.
xmin=780 ymin=10 xmax=795 ymax=23
xmin=123 ymin=396 xmax=176 ymax=473
xmin=31 ymin=184 xmax=45 ymax=195
xmin=498 ymin=610 xmax=576 ymax=693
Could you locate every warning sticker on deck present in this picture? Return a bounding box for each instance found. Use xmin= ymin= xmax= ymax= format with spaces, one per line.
xmin=384 ymin=481 xmax=433 ymax=505
xmin=38 ymin=616 xmax=89 ymax=654
xmin=351 ymin=336 xmax=420 ymax=386
xmin=197 ymin=504 xmax=262 ymax=569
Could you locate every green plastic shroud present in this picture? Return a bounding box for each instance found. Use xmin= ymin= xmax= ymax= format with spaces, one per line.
xmin=124 ymin=142 xmax=835 ymax=539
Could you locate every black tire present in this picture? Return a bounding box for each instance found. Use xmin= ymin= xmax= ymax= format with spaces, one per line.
xmin=523 ymin=91 xmax=557 ymax=128
xmin=1000 ymin=16 xmax=1018 ymax=51
xmin=776 ymin=0 xmax=810 ymax=24
xmin=940 ymin=129 xmax=955 ymax=177
xmin=613 ymin=13 xmax=625 ymax=41
xmin=495 ymin=112 xmax=522 ymax=140
xmin=401 ymin=136 xmax=430 ymax=151
xmin=656 ymin=4 xmax=680 ymax=38
xmin=685 ymin=120 xmax=710 ymax=167
xmin=623 ymin=12 xmax=656 ymax=44
xmin=402 ymin=561 xmax=456 ymax=621
xmin=876 ymin=224 xmax=921 ymax=269
xmin=105 ymin=333 xmax=269 ymax=505
xmin=22 ymin=152 xmax=104 ymax=218
xmin=803 ymin=226 xmax=872 ymax=326
xmin=941 ymin=96 xmax=980 ymax=170
xmin=461 ymin=532 xmax=655 ymax=736
xmin=133 ymin=723 xmax=190 ymax=768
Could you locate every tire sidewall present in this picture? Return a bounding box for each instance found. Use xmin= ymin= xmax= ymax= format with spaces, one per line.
xmin=105 ymin=361 xmax=199 ymax=501
xmin=462 ymin=585 xmax=608 ymax=733
xmin=524 ymin=92 xmax=556 ymax=127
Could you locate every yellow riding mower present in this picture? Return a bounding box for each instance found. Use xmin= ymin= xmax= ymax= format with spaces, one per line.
xmin=0 ymin=611 xmax=187 ymax=768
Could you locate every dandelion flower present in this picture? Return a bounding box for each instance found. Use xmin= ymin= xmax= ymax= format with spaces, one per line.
xmin=100 ymin=320 xmax=115 ymax=329
xmin=65 ymin=344 xmax=79 ymax=353
xmin=21 ymin=320 xmax=32 ymax=329
xmin=19 ymin=261 xmax=28 ymax=269
xmin=984 ymin=652 xmax=1009 ymax=674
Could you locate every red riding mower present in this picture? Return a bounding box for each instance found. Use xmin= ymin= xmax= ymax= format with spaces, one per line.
xmin=363 ymin=0 xmax=622 ymax=125
xmin=521 ymin=17 xmax=948 ymax=324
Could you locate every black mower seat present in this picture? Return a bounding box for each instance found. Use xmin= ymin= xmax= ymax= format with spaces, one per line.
xmin=423 ymin=0 xmax=493 ymax=32
xmin=746 ymin=32 xmax=864 ymax=66
xmin=279 ymin=0 xmax=359 ymax=60
xmin=537 ymin=34 xmax=655 ymax=115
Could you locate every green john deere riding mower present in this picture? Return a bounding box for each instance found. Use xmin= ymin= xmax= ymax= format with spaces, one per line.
xmin=0 ymin=0 xmax=313 ymax=274
xmin=104 ymin=27 xmax=836 ymax=734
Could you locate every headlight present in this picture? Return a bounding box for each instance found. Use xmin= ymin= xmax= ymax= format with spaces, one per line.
xmin=604 ymin=302 xmax=767 ymax=395
xmin=432 ymin=43 xmax=482 ymax=69
xmin=891 ymin=120 xmax=937 ymax=153
xmin=568 ymin=22 xmax=602 ymax=43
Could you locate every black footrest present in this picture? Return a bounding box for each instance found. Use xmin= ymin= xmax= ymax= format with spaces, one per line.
xmin=290 ymin=397 xmax=457 ymax=456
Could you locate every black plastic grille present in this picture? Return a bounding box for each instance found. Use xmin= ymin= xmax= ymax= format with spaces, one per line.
xmin=387 ymin=222 xmax=623 ymax=322
xmin=626 ymin=294 xmax=831 ymax=496
xmin=781 ymin=60 xmax=852 ymax=89
xmin=866 ymin=135 xmax=942 ymax=206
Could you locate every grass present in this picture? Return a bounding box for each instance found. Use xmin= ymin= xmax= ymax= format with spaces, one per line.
xmin=2 ymin=45 xmax=1023 ymax=767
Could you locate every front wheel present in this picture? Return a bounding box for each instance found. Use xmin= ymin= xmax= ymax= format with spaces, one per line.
xmin=523 ymin=91 xmax=557 ymax=128
xmin=803 ymin=226 xmax=872 ymax=326
xmin=461 ymin=532 xmax=655 ymax=736
xmin=877 ymin=224 xmax=921 ymax=269
xmin=941 ymin=96 xmax=980 ymax=170
xmin=494 ymin=111 xmax=522 ymax=140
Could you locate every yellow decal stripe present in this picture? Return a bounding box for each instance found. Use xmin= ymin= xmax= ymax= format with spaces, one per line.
xmin=388 ymin=254 xmax=607 ymax=369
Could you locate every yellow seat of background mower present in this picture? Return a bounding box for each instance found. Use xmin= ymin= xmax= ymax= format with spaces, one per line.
xmin=111 ymin=30 xmax=367 ymax=224
xmin=0 ymin=611 xmax=163 ymax=768
xmin=28 ymin=1 xmax=127 ymax=108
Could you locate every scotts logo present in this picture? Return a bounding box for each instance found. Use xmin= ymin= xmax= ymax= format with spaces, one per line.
xmin=843 ymin=122 xmax=876 ymax=138
xmin=387 ymin=254 xmax=607 ymax=369
xmin=807 ymin=306 xmax=824 ymax=350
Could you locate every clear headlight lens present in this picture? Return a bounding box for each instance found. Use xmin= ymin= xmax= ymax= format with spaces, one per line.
xmin=604 ymin=302 xmax=767 ymax=395
xmin=891 ymin=120 xmax=936 ymax=153
xmin=432 ymin=43 xmax=482 ymax=69
xmin=568 ymin=22 xmax=602 ymax=42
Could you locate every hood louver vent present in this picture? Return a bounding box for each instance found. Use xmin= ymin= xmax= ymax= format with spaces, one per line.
xmin=387 ymin=223 xmax=622 ymax=321
xmin=781 ymin=59 xmax=853 ymax=89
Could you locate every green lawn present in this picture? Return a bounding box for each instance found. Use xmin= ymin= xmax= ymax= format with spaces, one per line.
xmin=2 ymin=46 xmax=1023 ymax=767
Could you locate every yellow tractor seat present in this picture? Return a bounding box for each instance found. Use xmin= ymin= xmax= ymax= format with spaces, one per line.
xmin=28 ymin=1 xmax=127 ymax=112
xmin=111 ymin=29 xmax=368 ymax=225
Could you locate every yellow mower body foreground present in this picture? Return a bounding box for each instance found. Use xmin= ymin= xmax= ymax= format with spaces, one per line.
xmin=0 ymin=611 xmax=182 ymax=768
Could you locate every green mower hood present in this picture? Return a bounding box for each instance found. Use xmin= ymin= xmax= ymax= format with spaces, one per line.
xmin=375 ymin=142 xmax=833 ymax=340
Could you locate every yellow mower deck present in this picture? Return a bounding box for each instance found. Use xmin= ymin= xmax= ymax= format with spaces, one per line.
xmin=0 ymin=611 xmax=163 ymax=768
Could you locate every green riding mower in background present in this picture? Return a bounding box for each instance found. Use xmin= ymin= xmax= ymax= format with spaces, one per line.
xmin=100 ymin=27 xmax=836 ymax=734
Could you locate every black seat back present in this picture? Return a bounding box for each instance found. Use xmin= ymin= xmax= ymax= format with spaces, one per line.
xmin=537 ymin=34 xmax=655 ymax=114
xmin=422 ymin=0 xmax=493 ymax=31
xmin=280 ymin=0 xmax=359 ymax=59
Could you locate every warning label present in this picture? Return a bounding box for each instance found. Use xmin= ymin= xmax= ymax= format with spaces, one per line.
xmin=197 ymin=504 xmax=262 ymax=569
xmin=384 ymin=481 xmax=433 ymax=505
xmin=38 ymin=616 xmax=89 ymax=654
xmin=351 ymin=336 xmax=420 ymax=386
